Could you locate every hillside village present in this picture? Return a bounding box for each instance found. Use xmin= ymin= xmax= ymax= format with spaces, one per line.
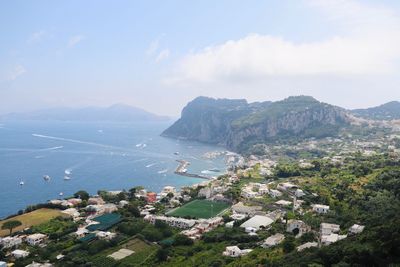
xmin=0 ymin=127 xmax=400 ymax=266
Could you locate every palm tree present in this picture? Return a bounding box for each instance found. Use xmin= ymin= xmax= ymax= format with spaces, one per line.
xmin=1 ymin=220 xmax=22 ymax=235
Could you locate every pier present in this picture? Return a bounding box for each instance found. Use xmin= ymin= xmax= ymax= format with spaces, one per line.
xmin=174 ymin=159 xmax=213 ymax=180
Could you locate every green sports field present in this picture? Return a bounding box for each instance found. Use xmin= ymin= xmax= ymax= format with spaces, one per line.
xmin=167 ymin=199 xmax=230 ymax=219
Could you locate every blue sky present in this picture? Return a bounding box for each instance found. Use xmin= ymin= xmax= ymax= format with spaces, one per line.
xmin=1 ymin=0 xmax=400 ymax=116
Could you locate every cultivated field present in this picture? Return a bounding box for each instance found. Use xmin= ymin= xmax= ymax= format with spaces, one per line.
xmin=167 ymin=199 xmax=230 ymax=219
xmin=0 ymin=208 xmax=67 ymax=236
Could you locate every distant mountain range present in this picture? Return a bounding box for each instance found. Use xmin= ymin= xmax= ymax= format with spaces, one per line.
xmin=0 ymin=104 xmax=170 ymax=122
xmin=351 ymin=101 xmax=400 ymax=120
xmin=162 ymin=96 xmax=352 ymax=152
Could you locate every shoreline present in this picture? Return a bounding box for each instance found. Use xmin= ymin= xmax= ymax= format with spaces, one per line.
xmin=174 ymin=159 xmax=214 ymax=180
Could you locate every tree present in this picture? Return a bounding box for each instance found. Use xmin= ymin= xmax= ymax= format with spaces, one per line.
xmin=127 ymin=205 xmax=140 ymax=217
xmin=2 ymin=220 xmax=22 ymax=235
xmin=174 ymin=234 xmax=194 ymax=246
xmin=282 ymin=236 xmax=295 ymax=253
xmin=156 ymin=248 xmax=169 ymax=262
xmin=73 ymin=190 xmax=90 ymax=201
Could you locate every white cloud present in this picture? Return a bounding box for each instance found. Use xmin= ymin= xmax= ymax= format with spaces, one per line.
xmin=146 ymin=39 xmax=160 ymax=56
xmin=68 ymin=35 xmax=85 ymax=47
xmin=28 ymin=30 xmax=46 ymax=43
xmin=8 ymin=65 xmax=26 ymax=81
xmin=155 ymin=49 xmax=170 ymax=63
xmin=168 ymin=0 xmax=400 ymax=85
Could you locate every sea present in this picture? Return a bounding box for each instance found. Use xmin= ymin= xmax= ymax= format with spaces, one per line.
xmin=0 ymin=120 xmax=228 ymax=219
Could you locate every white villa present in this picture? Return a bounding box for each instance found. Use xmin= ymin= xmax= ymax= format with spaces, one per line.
xmin=262 ymin=233 xmax=285 ymax=248
xmin=349 ymin=224 xmax=365 ymax=235
xmin=312 ymin=204 xmax=330 ymax=214
xmin=26 ymin=233 xmax=47 ymax=246
xmin=297 ymin=242 xmax=318 ymax=251
xmin=222 ymin=246 xmax=253 ymax=257
xmin=0 ymin=236 xmax=22 ymax=249
xmin=287 ymin=220 xmax=310 ymax=236
xmin=11 ymin=249 xmax=30 ymax=259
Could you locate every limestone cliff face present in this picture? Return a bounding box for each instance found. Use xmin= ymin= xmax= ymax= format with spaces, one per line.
xmin=162 ymin=96 xmax=350 ymax=152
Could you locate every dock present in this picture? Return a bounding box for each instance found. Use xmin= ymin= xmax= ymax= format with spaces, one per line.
xmin=174 ymin=160 xmax=213 ymax=180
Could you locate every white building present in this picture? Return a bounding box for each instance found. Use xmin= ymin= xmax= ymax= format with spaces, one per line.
xmin=258 ymin=184 xmax=269 ymax=195
xmin=11 ymin=249 xmax=30 ymax=259
xmin=26 ymin=233 xmax=47 ymax=246
xmin=74 ymin=228 xmax=89 ymax=238
xmin=96 ymin=231 xmax=116 ymax=240
xmin=0 ymin=236 xmax=22 ymax=248
xmin=240 ymin=215 xmax=274 ymax=231
xmin=262 ymin=233 xmax=285 ymax=248
xmin=268 ymin=189 xmax=282 ymax=198
xmin=312 ymin=204 xmax=330 ymax=214
xmin=320 ymin=223 xmax=340 ymax=236
xmin=277 ymin=182 xmax=297 ymax=191
xmin=26 ymin=262 xmax=54 ymax=267
xmin=61 ymin=208 xmax=80 ymax=219
xmin=231 ymin=202 xmax=262 ymax=216
xmin=275 ymin=200 xmax=292 ymax=206
xmin=222 ymin=246 xmax=252 ymax=257
xmin=198 ymin=187 xmax=213 ymax=198
xmin=162 ymin=186 xmax=176 ymax=194
xmin=349 ymin=224 xmax=365 ymax=235
xmin=241 ymin=188 xmax=258 ymax=199
xmin=297 ymin=242 xmax=318 ymax=251
xmin=119 ymin=200 xmax=129 ymax=208
xmin=230 ymin=213 xmax=247 ymax=221
xmin=144 ymin=214 xmax=196 ymax=229
xmin=286 ymin=220 xmax=310 ymax=236
xmin=295 ymin=189 xmax=305 ymax=198
xmin=245 ymin=227 xmax=257 ymax=233
xmin=321 ymin=233 xmax=347 ymax=245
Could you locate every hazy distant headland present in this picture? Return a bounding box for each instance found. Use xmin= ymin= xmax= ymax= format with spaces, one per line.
xmin=0 ymin=104 xmax=171 ymax=122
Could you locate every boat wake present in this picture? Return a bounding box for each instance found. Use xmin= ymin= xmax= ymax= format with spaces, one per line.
xmin=146 ymin=163 xmax=157 ymax=168
xmin=157 ymin=169 xmax=168 ymax=174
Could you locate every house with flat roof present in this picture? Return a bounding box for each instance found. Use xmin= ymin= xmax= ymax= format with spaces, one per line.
xmin=287 ymin=220 xmax=310 ymax=236
xmin=321 ymin=233 xmax=347 ymax=245
xmin=262 ymin=233 xmax=285 ymax=248
xmin=312 ymin=204 xmax=330 ymax=214
xmin=11 ymin=249 xmax=30 ymax=259
xmin=349 ymin=224 xmax=365 ymax=235
xmin=297 ymin=242 xmax=318 ymax=251
xmin=240 ymin=215 xmax=274 ymax=231
xmin=0 ymin=236 xmax=22 ymax=249
xmin=320 ymin=223 xmax=340 ymax=236
xmin=222 ymin=246 xmax=252 ymax=257
xmin=26 ymin=233 xmax=47 ymax=246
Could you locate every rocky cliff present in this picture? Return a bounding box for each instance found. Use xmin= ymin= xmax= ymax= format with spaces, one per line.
xmin=162 ymin=96 xmax=351 ymax=152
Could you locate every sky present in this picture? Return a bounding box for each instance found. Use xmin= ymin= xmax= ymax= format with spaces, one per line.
xmin=1 ymin=0 xmax=400 ymax=116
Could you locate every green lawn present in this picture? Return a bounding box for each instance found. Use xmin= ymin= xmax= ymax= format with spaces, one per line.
xmin=167 ymin=200 xmax=230 ymax=219
xmin=91 ymin=237 xmax=158 ymax=267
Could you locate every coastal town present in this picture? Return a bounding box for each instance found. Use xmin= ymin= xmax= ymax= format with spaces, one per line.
xmin=1 ymin=124 xmax=399 ymax=266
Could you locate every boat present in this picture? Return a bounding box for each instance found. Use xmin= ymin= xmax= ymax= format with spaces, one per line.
xmin=65 ymin=169 xmax=71 ymax=175
xmin=59 ymin=192 xmax=64 ymax=197
xmin=19 ymin=180 xmax=24 ymax=186
xmin=209 ymin=168 xmax=221 ymax=172
xmin=64 ymin=176 xmax=71 ymax=180
xmin=174 ymin=152 xmax=180 ymax=155
xmin=43 ymin=175 xmax=51 ymax=181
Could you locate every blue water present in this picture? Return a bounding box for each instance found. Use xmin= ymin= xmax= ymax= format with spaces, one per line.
xmin=0 ymin=121 xmax=227 ymax=219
